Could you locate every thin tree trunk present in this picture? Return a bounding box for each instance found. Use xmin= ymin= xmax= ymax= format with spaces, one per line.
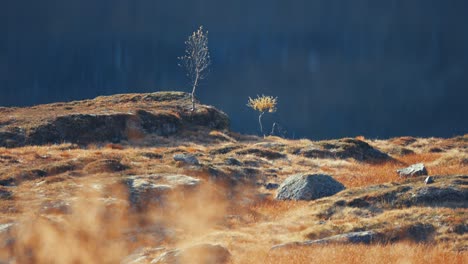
xmin=258 ymin=112 xmax=265 ymax=135
xmin=191 ymin=72 xmax=199 ymax=111
xmin=270 ymin=122 xmax=277 ymax=136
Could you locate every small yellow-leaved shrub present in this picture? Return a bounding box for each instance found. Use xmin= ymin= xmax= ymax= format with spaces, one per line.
xmin=247 ymin=95 xmax=278 ymax=135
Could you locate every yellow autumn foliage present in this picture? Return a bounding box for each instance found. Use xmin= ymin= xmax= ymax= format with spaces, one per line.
xmin=247 ymin=95 xmax=278 ymax=113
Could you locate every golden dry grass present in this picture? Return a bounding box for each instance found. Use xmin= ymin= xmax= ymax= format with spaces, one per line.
xmin=335 ymin=152 xmax=467 ymax=188
xmin=0 ymin=134 xmax=467 ymax=263
xmin=238 ymin=243 xmax=467 ymax=264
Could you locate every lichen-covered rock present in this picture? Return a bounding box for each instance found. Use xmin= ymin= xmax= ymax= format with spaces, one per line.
xmin=397 ymin=163 xmax=428 ymax=177
xmin=276 ymin=174 xmax=345 ymax=201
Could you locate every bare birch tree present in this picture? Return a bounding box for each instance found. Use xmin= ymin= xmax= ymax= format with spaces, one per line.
xmin=178 ymin=26 xmax=211 ymax=111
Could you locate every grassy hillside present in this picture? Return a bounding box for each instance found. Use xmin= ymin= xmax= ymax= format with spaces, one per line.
xmin=0 ymin=93 xmax=466 ymax=263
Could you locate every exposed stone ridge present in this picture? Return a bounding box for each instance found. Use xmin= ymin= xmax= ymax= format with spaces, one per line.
xmin=0 ymin=92 xmax=230 ymax=147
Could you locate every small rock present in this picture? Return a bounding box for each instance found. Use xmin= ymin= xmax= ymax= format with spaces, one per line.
xmin=265 ymin=183 xmax=279 ymax=190
xmin=225 ymin=157 xmax=242 ymax=166
xmin=206 ymin=165 xmax=224 ymax=178
xmin=152 ymin=244 xmax=230 ymax=264
xmin=173 ymin=154 xmax=199 ymax=165
xmin=397 ymin=163 xmax=428 ymax=178
xmin=406 ymin=223 xmax=435 ymax=242
xmin=424 ymin=176 xmax=434 ymax=184
xmin=0 ymin=222 xmax=15 ymax=248
xmin=276 ymin=173 xmax=345 ymax=201
xmin=0 ymin=187 xmax=12 ymax=200
xmin=429 ymin=147 xmax=444 ymax=153
xmin=140 ymin=152 xmax=163 ymax=159
xmin=0 ymin=223 xmax=14 ymax=234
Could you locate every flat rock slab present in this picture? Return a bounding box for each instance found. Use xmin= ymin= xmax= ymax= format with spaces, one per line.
xmin=397 ymin=163 xmax=428 ymax=177
xmin=173 ymin=154 xmax=200 ymax=165
xmin=276 ymin=174 xmax=345 ymax=201
xmin=271 ymin=231 xmax=378 ymax=250
xmin=411 ymin=186 xmax=468 ymax=205
xmin=124 ymin=174 xmax=201 ymax=210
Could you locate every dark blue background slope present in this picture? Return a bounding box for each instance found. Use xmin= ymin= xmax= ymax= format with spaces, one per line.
xmin=2 ymin=0 xmax=467 ymax=138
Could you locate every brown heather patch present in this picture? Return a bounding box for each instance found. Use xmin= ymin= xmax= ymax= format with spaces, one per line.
xmin=390 ymin=136 xmax=418 ymax=146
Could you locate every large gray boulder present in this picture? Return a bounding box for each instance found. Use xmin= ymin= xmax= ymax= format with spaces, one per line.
xmin=397 ymin=163 xmax=428 ymax=177
xmin=276 ymin=174 xmax=345 ymax=201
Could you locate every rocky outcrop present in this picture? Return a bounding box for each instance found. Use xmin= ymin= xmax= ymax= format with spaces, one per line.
xmin=411 ymin=186 xmax=468 ymax=206
xmin=397 ymin=163 xmax=428 ymax=177
xmin=296 ymin=138 xmax=392 ymax=162
xmin=83 ymin=159 xmax=128 ymax=174
xmin=173 ymin=154 xmax=200 ymax=165
xmin=124 ymin=174 xmax=202 ymax=210
xmin=271 ymin=231 xmax=378 ymax=250
xmin=272 ymin=223 xmax=438 ymax=250
xmin=318 ymin=175 xmax=468 ymax=215
xmin=276 ymin=174 xmax=345 ymax=201
xmin=0 ymin=92 xmax=230 ymax=147
xmin=235 ymin=147 xmax=286 ymax=160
